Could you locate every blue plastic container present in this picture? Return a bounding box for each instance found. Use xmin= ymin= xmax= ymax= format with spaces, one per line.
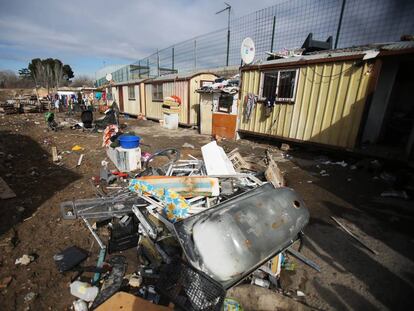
xmin=118 ymin=135 xmax=140 ymax=149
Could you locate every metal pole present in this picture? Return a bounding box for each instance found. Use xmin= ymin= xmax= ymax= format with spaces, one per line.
xmin=147 ymin=59 xmax=149 ymax=77
xmin=226 ymin=7 xmax=231 ymax=66
xmin=138 ymin=60 xmax=141 ymax=78
xmin=157 ymin=49 xmax=160 ymax=76
xmin=172 ymin=47 xmax=175 ymax=71
xmin=194 ymin=40 xmax=197 ymax=70
xmin=270 ymin=16 xmax=276 ymax=52
xmin=335 ymin=0 xmax=346 ymax=48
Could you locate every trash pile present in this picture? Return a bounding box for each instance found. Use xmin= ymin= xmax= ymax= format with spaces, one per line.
xmin=197 ymin=75 xmax=240 ymax=94
xmin=0 ymin=95 xmax=50 ymax=114
xmin=57 ymin=129 xmax=313 ymax=310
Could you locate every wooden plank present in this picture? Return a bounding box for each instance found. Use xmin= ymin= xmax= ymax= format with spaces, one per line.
xmin=96 ymin=292 xmax=173 ymax=311
xmin=51 ymin=146 xmax=58 ymax=162
xmin=265 ymin=151 xmax=285 ymax=188
xmin=0 ymin=177 xmax=16 ymax=200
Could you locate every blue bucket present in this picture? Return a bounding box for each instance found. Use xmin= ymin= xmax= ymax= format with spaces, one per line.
xmin=118 ymin=135 xmax=140 ymax=149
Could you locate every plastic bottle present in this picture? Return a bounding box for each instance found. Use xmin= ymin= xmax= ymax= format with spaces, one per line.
xmin=70 ymin=281 xmax=99 ymax=302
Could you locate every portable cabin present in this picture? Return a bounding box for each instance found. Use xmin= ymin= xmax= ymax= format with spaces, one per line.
xmin=144 ymin=72 xmax=218 ymax=126
xmin=112 ymin=79 xmax=148 ymax=116
xmin=238 ymin=41 xmax=414 ymax=161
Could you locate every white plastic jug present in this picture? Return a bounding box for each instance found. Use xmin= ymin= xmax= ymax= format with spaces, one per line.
xmin=70 ymin=281 xmax=98 ymax=302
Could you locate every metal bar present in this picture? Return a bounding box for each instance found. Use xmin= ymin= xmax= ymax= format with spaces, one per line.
xmin=157 ymin=49 xmax=160 ymax=76
xmin=335 ymin=0 xmax=346 ymax=48
xmin=172 ymin=47 xmax=174 ymax=71
xmin=270 ymin=15 xmax=276 ymax=52
xmin=132 ymin=205 xmax=158 ymax=240
xmin=82 ymin=217 xmax=105 ymax=249
xmin=226 ymin=29 xmax=230 ymax=66
xmin=286 ymin=247 xmax=321 ymax=272
xmin=331 ymin=216 xmax=378 ymax=255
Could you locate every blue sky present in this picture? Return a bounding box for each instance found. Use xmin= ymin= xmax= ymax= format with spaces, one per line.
xmin=0 ymin=0 xmax=277 ymax=78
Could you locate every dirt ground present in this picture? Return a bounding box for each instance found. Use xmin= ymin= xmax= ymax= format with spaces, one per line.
xmin=0 ymin=111 xmax=413 ymax=310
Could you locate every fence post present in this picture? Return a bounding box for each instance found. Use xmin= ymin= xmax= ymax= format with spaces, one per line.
xmin=172 ymin=47 xmax=175 ymax=71
xmin=335 ymin=0 xmax=346 ymax=48
xmin=157 ymin=49 xmax=160 ymax=76
xmin=226 ymin=29 xmax=230 ymax=66
xmin=138 ymin=60 xmax=141 ymax=78
xmin=270 ymin=15 xmax=276 ymax=52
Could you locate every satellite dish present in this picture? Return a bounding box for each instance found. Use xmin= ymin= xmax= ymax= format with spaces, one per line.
xmin=105 ymin=73 xmax=112 ymax=82
xmin=241 ymin=37 xmax=255 ymax=64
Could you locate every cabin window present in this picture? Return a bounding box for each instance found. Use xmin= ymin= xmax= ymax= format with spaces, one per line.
xmin=128 ymin=86 xmax=135 ymax=100
xmin=260 ymin=69 xmax=298 ymax=102
xmin=152 ymin=84 xmax=163 ymax=101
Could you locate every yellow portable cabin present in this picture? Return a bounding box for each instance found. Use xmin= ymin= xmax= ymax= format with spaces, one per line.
xmin=112 ymin=79 xmax=148 ymax=116
xmin=144 ymin=72 xmax=217 ymax=126
xmin=238 ymin=42 xmax=414 ymax=160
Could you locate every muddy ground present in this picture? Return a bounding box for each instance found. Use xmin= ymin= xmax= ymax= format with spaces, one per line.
xmin=0 ymin=111 xmax=413 ymax=311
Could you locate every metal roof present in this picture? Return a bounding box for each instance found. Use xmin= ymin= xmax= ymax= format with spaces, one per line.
xmin=253 ymin=41 xmax=414 ymax=67
xmin=112 ymin=78 xmax=148 ymax=86
xmin=151 ymin=66 xmax=239 ymax=82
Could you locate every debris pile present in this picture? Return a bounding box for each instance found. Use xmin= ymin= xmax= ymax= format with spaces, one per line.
xmin=55 ymin=126 xmax=312 ymax=310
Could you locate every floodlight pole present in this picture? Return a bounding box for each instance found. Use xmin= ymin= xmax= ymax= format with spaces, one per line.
xmin=216 ymin=2 xmax=231 ymax=66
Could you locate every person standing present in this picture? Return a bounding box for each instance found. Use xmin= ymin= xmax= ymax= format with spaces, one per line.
xmin=54 ymin=94 xmax=60 ymax=111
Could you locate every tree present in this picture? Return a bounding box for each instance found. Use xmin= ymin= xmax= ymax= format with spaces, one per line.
xmin=71 ymin=75 xmax=94 ymax=87
xmin=63 ymin=64 xmax=74 ymax=81
xmin=18 ymin=68 xmax=31 ymax=80
xmin=0 ymin=70 xmax=34 ymax=88
xmin=27 ymin=58 xmax=74 ymax=90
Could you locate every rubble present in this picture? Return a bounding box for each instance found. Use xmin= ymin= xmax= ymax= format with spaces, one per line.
xmin=50 ymin=124 xmax=313 ymax=310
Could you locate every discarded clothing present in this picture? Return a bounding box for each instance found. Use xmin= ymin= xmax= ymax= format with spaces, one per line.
xmin=103 ymin=125 xmax=119 ymax=147
xmin=244 ymin=93 xmax=257 ymax=120
xmin=129 ymin=179 xmax=189 ymax=222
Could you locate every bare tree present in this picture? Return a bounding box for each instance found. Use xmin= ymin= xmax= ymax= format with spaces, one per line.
xmin=71 ymin=75 xmax=95 ymax=87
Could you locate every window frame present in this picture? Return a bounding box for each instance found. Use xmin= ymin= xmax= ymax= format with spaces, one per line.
xmin=152 ymin=83 xmax=163 ymax=102
xmin=259 ymin=69 xmax=299 ymax=103
xmin=128 ymin=85 xmax=136 ymax=100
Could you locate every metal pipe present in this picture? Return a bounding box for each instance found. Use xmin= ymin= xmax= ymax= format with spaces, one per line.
xmin=270 ymin=16 xmax=276 ymax=52
xmin=335 ymin=0 xmax=346 ymax=48
xmin=82 ymin=217 xmax=105 ymax=249
xmin=172 ymin=47 xmax=175 ymax=71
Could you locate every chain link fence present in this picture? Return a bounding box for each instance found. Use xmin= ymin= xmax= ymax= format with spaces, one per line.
xmin=97 ymin=0 xmax=414 ymax=85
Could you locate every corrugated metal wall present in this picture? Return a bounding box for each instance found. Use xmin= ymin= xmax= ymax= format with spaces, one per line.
xmin=121 ymin=85 xmax=141 ymax=115
xmin=238 ymin=60 xmax=372 ymax=149
xmin=163 ymin=81 xmax=189 ymax=124
xmin=145 ymin=81 xmax=189 ymax=124
xmin=111 ymin=87 xmax=119 ymax=104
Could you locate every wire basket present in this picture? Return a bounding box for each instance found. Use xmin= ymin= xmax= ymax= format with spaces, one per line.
xmin=156 ymin=261 xmax=225 ymax=311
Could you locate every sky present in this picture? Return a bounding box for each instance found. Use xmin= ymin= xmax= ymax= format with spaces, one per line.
xmin=0 ymin=0 xmax=277 ymax=78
